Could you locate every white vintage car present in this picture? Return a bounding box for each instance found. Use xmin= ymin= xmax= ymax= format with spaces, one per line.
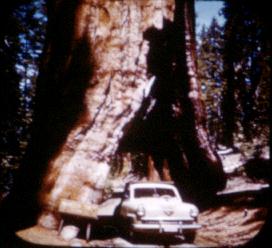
xmin=115 ymin=182 xmax=201 ymax=241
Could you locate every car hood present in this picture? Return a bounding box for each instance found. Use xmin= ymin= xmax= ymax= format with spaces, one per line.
xmin=133 ymin=197 xmax=196 ymax=219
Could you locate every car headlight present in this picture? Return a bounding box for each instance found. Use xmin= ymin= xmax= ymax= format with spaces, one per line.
xmin=136 ymin=205 xmax=145 ymax=218
xmin=189 ymin=207 xmax=199 ymax=218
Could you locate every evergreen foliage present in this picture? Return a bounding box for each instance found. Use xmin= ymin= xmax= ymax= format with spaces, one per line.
xmin=0 ymin=0 xmax=46 ymax=198
xmin=221 ymin=0 xmax=270 ymax=147
xmin=197 ymin=1 xmax=270 ymax=152
xmin=197 ymin=18 xmax=225 ymax=146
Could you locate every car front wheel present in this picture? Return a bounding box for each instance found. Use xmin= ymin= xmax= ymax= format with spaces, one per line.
xmin=184 ymin=230 xmax=196 ymax=243
xmin=120 ymin=217 xmax=134 ymax=239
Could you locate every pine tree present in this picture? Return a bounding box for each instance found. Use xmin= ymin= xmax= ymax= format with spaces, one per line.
xmin=197 ymin=18 xmax=225 ymax=147
xmin=0 ymin=0 xmax=46 ymax=200
xmin=222 ymin=0 xmax=270 ymax=147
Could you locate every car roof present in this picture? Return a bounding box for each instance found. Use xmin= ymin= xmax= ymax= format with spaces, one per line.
xmin=128 ymin=181 xmax=175 ymax=188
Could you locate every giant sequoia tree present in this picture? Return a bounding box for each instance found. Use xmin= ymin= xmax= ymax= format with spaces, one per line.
xmin=0 ymin=0 xmax=226 ymax=240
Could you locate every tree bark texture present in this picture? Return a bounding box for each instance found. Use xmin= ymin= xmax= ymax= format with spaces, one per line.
xmin=35 ymin=0 xmax=176 ymax=223
xmin=172 ymin=0 xmax=226 ymax=198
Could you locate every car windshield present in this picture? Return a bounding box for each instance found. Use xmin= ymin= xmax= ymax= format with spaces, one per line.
xmin=134 ymin=187 xmax=176 ymax=198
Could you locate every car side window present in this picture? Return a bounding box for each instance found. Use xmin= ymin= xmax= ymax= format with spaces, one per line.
xmin=133 ymin=187 xmax=177 ymax=198
xmin=134 ymin=188 xmax=155 ymax=198
xmin=156 ymin=188 xmax=176 ymax=197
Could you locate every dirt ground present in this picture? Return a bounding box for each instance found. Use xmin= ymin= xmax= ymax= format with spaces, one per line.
xmin=16 ymin=150 xmax=270 ymax=247
xmin=16 ymin=199 xmax=269 ymax=247
xmin=195 ymin=206 xmax=268 ymax=247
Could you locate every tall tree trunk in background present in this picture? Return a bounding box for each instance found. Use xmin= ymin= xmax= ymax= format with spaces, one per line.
xmin=222 ymin=44 xmax=236 ymax=147
xmin=221 ymin=1 xmax=241 ymax=148
xmin=221 ymin=12 xmax=237 ymax=148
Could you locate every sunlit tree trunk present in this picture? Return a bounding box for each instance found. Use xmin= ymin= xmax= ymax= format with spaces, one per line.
xmin=32 ymin=0 xmax=176 ymax=228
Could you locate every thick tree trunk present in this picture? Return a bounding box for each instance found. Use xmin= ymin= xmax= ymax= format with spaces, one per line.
xmin=35 ymin=0 xmax=175 ymax=227
xmin=0 ymin=1 xmax=226 ymax=239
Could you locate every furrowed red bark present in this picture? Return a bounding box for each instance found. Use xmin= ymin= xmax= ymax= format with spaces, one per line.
xmin=35 ymin=0 xmax=175 ymax=227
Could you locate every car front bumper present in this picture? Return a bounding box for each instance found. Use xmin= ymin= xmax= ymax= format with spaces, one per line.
xmin=132 ymin=221 xmax=201 ymax=234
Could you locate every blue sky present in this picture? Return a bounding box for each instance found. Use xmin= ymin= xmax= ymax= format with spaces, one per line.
xmin=195 ymin=1 xmax=225 ymax=34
